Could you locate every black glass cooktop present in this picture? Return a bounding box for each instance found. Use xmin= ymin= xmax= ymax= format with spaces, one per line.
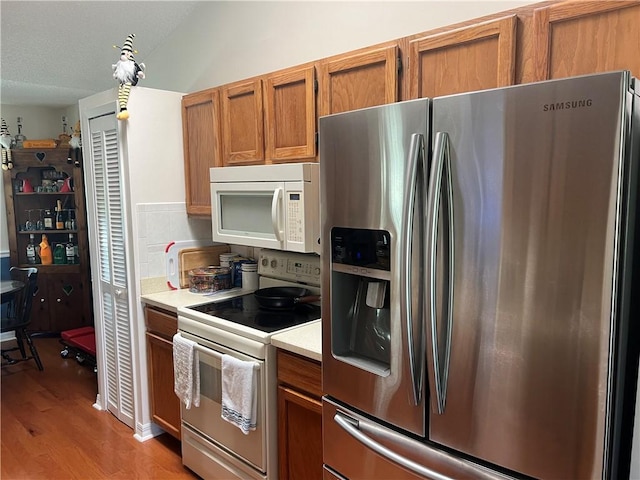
xmin=190 ymin=293 xmax=321 ymax=333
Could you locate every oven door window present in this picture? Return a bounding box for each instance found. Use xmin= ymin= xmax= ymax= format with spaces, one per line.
xmin=180 ymin=338 xmax=266 ymax=472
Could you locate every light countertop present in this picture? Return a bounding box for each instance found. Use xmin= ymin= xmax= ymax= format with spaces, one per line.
xmin=140 ymin=288 xmax=322 ymax=362
xmin=271 ymin=320 xmax=322 ymax=362
xmin=140 ymin=287 xmax=247 ymax=313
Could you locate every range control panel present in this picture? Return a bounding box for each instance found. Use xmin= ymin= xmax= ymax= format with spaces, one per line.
xmin=258 ymin=249 xmax=321 ymax=286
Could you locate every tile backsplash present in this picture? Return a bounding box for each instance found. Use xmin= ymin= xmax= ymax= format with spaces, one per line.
xmin=136 ymin=202 xmax=212 ymax=279
xmin=136 ymin=202 xmax=258 ymax=292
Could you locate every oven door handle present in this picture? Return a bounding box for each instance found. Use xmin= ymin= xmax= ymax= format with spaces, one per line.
xmin=177 ymin=330 xmax=262 ymax=371
xmin=193 ymin=342 xmax=223 ymax=360
xmin=190 ymin=340 xmax=259 ymax=372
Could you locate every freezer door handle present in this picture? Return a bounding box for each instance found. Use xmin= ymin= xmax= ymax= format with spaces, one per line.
xmin=426 ymin=131 xmax=454 ymax=414
xmin=271 ymin=187 xmax=284 ymax=242
xmin=401 ymin=132 xmax=426 ymax=406
xmin=334 ymin=412 xmax=454 ymax=480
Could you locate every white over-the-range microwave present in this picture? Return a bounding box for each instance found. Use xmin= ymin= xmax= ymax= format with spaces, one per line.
xmin=210 ymin=163 xmax=320 ymax=254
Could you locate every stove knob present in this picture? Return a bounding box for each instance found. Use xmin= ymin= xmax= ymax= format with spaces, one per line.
xmin=271 ymin=259 xmax=278 ymax=268
xmin=261 ymin=258 xmax=269 ymax=267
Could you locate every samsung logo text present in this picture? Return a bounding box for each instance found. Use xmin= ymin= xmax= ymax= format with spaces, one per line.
xmin=543 ymin=99 xmax=593 ymax=111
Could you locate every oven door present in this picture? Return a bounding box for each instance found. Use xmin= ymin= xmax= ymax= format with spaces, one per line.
xmin=180 ymin=331 xmax=266 ymax=472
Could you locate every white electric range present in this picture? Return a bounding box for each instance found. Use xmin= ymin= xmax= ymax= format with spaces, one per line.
xmin=176 ymin=249 xmax=321 ymax=480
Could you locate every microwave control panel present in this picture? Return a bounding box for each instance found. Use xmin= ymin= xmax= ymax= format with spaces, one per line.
xmin=285 ymin=191 xmax=304 ymax=243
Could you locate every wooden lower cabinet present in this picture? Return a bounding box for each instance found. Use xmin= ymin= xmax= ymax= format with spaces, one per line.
xmin=277 ymin=349 xmax=323 ymax=480
xmin=31 ymin=270 xmax=92 ymax=332
xmin=144 ymin=305 xmax=181 ymax=440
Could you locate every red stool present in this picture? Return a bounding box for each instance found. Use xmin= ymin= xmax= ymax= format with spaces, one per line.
xmin=60 ymin=326 xmax=97 ymax=373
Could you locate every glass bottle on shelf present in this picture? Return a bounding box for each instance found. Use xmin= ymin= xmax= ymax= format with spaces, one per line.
xmin=25 ymin=209 xmax=34 ymax=231
xmin=53 ymin=243 xmax=66 ymax=264
xmin=55 ymin=199 xmax=64 ymax=229
xmin=66 ymin=234 xmax=76 ymax=264
xmin=43 ymin=209 xmax=54 ymax=230
xmin=39 ymin=234 xmax=52 ymax=265
xmin=26 ymin=233 xmax=39 ymax=264
xmin=65 ymin=209 xmax=76 ymax=230
xmin=36 ymin=209 xmax=44 ymax=231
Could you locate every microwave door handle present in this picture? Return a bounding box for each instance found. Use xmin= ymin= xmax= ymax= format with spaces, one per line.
xmin=271 ymin=188 xmax=284 ymax=243
xmin=334 ymin=412 xmax=453 ymax=480
xmin=426 ymin=131 xmax=454 ymax=415
xmin=401 ymin=132 xmax=425 ymax=407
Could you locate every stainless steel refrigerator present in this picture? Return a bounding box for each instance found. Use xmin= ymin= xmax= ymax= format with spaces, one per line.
xmin=319 ymin=71 xmax=639 ymax=480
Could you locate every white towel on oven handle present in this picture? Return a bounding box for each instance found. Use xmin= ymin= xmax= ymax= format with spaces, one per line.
xmin=221 ymin=354 xmax=258 ymax=435
xmin=173 ymin=332 xmax=200 ymax=409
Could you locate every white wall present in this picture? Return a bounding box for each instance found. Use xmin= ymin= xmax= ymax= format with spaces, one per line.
xmin=0 ymin=105 xmax=79 ymax=140
xmin=143 ymin=0 xmax=533 ymax=94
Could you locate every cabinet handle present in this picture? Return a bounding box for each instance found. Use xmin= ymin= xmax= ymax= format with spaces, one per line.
xmin=56 ymin=298 xmax=61 ymax=303
xmin=40 ymin=298 xmax=45 ymax=303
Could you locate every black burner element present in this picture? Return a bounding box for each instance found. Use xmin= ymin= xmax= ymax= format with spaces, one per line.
xmin=190 ymin=293 xmax=321 ymax=333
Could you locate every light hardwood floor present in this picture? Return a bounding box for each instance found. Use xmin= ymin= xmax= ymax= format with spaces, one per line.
xmin=1 ymin=336 xmax=197 ymax=479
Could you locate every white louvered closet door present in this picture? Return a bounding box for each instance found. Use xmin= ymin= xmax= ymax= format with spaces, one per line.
xmin=87 ymin=113 xmax=134 ymax=428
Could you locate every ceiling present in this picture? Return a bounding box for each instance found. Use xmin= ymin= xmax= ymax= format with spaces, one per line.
xmin=0 ymin=1 xmax=201 ymax=108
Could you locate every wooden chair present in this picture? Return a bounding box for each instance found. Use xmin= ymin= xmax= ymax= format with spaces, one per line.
xmin=1 ymin=267 xmax=43 ymax=371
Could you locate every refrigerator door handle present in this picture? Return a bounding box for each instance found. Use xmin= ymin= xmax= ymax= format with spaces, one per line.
xmin=334 ymin=412 xmax=453 ymax=480
xmin=426 ymin=131 xmax=454 ymax=414
xmin=401 ymin=133 xmax=426 ymax=406
xmin=271 ymin=187 xmax=284 ymax=242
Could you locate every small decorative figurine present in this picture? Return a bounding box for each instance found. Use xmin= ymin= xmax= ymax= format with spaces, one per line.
xmin=68 ymin=121 xmax=82 ymax=167
xmin=1 ymin=118 xmax=13 ymax=170
xmin=112 ymin=34 xmax=146 ymax=121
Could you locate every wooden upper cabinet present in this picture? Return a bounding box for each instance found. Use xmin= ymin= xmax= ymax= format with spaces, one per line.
xmin=318 ymin=44 xmax=399 ymax=116
xmin=408 ymin=15 xmax=517 ymax=99
xmin=264 ymin=65 xmax=317 ymax=163
xmin=532 ymin=1 xmax=640 ymax=81
xmin=182 ymin=89 xmax=221 ymax=216
xmin=221 ymin=78 xmax=265 ymax=166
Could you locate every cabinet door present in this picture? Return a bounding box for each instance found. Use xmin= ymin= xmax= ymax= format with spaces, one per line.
xmin=532 ymin=1 xmax=640 ymax=81
xmin=31 ymin=278 xmax=50 ymax=332
xmin=264 ymin=65 xmax=317 ymax=163
xmin=221 ymin=78 xmax=265 ymax=166
xmin=408 ymin=15 xmax=517 ymax=99
xmin=182 ymin=89 xmax=222 ymax=216
xmin=277 ymin=350 xmax=322 ymax=479
xmin=278 ymin=385 xmax=323 ymax=480
xmin=36 ymin=272 xmax=90 ymax=333
xmin=318 ymin=44 xmax=399 ymax=116
xmin=47 ymin=273 xmax=90 ymax=332
xmin=146 ymin=331 xmax=181 ymax=440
